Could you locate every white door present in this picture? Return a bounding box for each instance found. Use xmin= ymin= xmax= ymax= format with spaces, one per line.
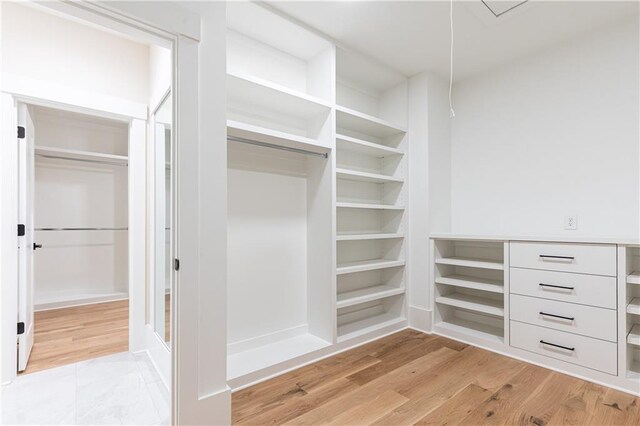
xmin=17 ymin=103 xmax=35 ymax=372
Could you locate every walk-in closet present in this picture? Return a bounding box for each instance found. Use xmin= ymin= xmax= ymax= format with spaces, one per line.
xmin=33 ymin=107 xmax=129 ymax=311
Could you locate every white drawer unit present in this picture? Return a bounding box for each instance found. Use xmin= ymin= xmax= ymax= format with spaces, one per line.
xmin=510 ymin=321 xmax=618 ymax=375
xmin=510 ymin=242 xmax=617 ymax=276
xmin=510 ymin=294 xmax=617 ymax=342
xmin=510 ymin=268 xmax=617 ymax=309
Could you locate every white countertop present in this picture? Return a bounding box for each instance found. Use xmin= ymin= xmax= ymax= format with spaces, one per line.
xmin=429 ymin=233 xmax=640 ymax=245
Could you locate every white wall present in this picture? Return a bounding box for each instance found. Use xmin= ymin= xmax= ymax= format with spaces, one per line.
xmin=451 ymin=17 xmax=640 ymax=238
xmin=1 ymin=2 xmax=149 ymax=104
xmin=32 ymin=108 xmax=129 ymax=308
xmin=227 ymin=145 xmax=309 ymax=346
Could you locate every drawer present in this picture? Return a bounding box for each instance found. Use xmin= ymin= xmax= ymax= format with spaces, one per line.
xmin=510 ymin=294 xmax=617 ymax=342
xmin=510 ymin=268 xmax=617 ymax=309
xmin=510 ymin=321 xmax=617 ymax=375
xmin=510 ymin=242 xmax=616 ymax=276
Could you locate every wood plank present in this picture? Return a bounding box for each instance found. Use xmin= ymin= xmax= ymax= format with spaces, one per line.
xmin=282 ymin=347 xmax=460 ymax=425
xmin=22 ymin=300 xmax=128 ymax=374
xmin=586 ymin=387 xmax=640 ymax=426
xmin=413 ymin=384 xmax=492 ymax=425
xmin=460 ymin=363 xmax=553 ymax=424
xmin=326 ymin=390 xmax=408 ymax=425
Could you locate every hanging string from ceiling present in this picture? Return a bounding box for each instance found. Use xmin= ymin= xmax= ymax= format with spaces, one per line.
xmin=449 ymin=0 xmax=455 ymax=118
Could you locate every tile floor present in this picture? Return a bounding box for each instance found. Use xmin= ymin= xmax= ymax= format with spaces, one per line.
xmin=1 ymin=351 xmax=170 ymax=425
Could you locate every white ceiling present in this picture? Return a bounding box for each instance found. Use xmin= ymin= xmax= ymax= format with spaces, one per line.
xmin=266 ymin=1 xmax=638 ymax=81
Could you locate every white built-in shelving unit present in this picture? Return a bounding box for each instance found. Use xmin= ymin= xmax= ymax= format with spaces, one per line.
xmin=224 ymin=2 xmax=409 ymax=388
xmin=432 ymin=239 xmax=507 ymax=347
xmin=335 ymin=47 xmax=408 ymax=342
xmin=624 ymin=246 xmax=640 ymax=381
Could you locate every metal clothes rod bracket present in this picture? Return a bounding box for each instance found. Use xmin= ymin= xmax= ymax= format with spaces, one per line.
xmin=227 ymin=135 xmax=328 ymax=159
xmin=36 ymin=153 xmax=128 ymax=167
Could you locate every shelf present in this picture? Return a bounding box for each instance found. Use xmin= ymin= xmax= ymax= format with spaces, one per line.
xmin=337 ymin=134 xmax=404 ymax=157
xmin=435 ymin=256 xmax=504 ymax=271
xmin=336 ymin=106 xmax=406 ymax=138
xmin=227 ymin=120 xmax=331 ymax=155
xmin=227 ymin=333 xmax=331 ymax=381
xmin=35 ymin=146 xmax=128 ymax=165
xmin=435 ymin=275 xmax=504 ymax=294
xmin=336 ymin=168 xmax=404 ymax=184
xmin=337 ymin=259 xmax=405 ymax=275
xmin=628 ymin=324 xmax=640 ymax=346
xmin=434 ymin=318 xmax=504 ymax=344
xmin=337 ymin=312 xmax=406 ymax=342
xmin=337 ymin=285 xmax=405 ymax=309
xmin=628 ymin=298 xmax=640 ymax=315
xmin=436 ymin=293 xmax=504 ymax=317
xmin=628 ymin=272 xmax=640 ymax=285
xmin=336 ymin=202 xmax=404 ymax=210
xmin=227 ymin=72 xmax=331 ymax=121
xmin=336 ymin=232 xmax=404 ymax=241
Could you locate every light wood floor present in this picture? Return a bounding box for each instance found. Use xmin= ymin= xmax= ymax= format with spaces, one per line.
xmin=232 ymin=329 xmax=640 ymax=425
xmin=23 ymin=300 xmax=129 ymax=374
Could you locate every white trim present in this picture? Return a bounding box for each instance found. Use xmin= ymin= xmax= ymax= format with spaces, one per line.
xmin=408 ymin=306 xmax=432 ymax=333
xmin=2 ymin=73 xmax=147 ymax=121
xmin=228 ymin=324 xmax=309 ymax=355
xmin=129 ymin=119 xmax=147 ymax=353
xmin=145 ymin=324 xmax=171 ymax=389
xmin=35 ymin=293 xmax=128 ymax=312
xmin=0 ymin=94 xmax=19 ymax=385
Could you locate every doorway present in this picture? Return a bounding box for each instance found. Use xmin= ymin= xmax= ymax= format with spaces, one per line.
xmin=1 ymin=2 xmax=173 ymax=424
xmin=18 ymin=105 xmax=132 ymax=374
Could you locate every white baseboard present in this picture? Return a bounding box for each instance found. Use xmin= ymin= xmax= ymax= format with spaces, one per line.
xmin=35 ymin=292 xmax=128 ymax=312
xmin=408 ymin=305 xmax=432 ymax=333
xmin=227 ymin=324 xmax=308 ymax=355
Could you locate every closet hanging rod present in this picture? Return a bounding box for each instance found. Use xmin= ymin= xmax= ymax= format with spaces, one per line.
xmin=227 ymin=135 xmax=329 ymax=159
xmin=35 ymin=153 xmax=128 ymax=167
xmin=35 ymin=227 xmax=129 ymax=231
xmin=35 ymin=227 xmax=171 ymax=231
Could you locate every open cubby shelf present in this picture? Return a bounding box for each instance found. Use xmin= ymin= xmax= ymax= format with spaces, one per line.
xmin=337 ymin=259 xmax=406 ymax=275
xmin=337 ymin=285 xmax=405 ymax=309
xmin=337 ymin=134 xmax=404 ymax=157
xmin=435 ymin=274 xmax=504 ymax=294
xmin=336 ymin=232 xmax=404 ymax=241
xmin=628 ymin=298 xmax=640 ymax=315
xmin=435 ymin=256 xmax=504 ymax=271
xmin=629 ymin=272 xmax=640 ymax=285
xmin=436 ymin=293 xmax=504 ymax=317
xmin=628 ymin=324 xmax=640 ymax=346
xmin=435 ymin=318 xmax=504 ymax=344
xmin=336 ymin=202 xmax=405 ymax=210
xmin=336 ymin=168 xmax=404 ymax=184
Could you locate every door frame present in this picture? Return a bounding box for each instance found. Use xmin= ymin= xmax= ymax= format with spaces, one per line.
xmin=1 ymin=91 xmax=147 ymax=358
xmin=0 ymin=1 xmax=230 ymax=424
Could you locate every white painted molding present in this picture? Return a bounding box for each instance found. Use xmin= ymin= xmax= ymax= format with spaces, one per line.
xmin=2 ymin=73 xmax=147 ymax=121
xmin=408 ymin=306 xmax=432 ymax=333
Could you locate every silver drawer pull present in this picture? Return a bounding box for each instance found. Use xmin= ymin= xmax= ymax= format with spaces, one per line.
xmin=539 ymin=283 xmax=574 ymax=291
xmin=540 ymin=340 xmax=575 ymax=351
xmin=539 ymin=254 xmax=574 ymax=261
xmin=539 ymin=311 xmax=574 ymax=321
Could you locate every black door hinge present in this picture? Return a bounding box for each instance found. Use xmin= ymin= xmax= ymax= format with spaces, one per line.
xmin=17 ymin=224 xmax=25 ymax=236
xmin=174 ymin=258 xmax=180 ymax=271
xmin=17 ymin=126 xmax=25 ymax=139
xmin=17 ymin=322 xmax=25 ymax=335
